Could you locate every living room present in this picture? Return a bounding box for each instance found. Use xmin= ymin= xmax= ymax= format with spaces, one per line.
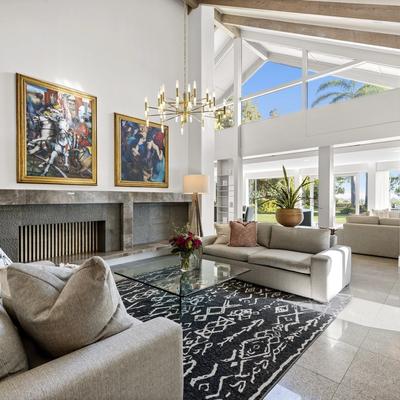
xmin=0 ymin=1 xmax=399 ymax=399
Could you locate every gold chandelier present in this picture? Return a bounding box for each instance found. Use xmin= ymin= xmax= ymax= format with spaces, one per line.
xmin=144 ymin=2 xmax=227 ymax=134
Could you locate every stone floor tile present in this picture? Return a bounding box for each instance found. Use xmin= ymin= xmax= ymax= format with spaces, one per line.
xmin=341 ymin=349 xmax=400 ymax=400
xmin=361 ymin=327 xmax=400 ymax=361
xmin=296 ymin=335 xmax=358 ymax=383
xmin=321 ymin=318 xmax=369 ymax=348
xmin=332 ymin=382 xmax=376 ymax=400
xmin=264 ymin=365 xmax=338 ymax=400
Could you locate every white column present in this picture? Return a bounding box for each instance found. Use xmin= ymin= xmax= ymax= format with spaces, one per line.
xmin=318 ymin=146 xmax=335 ymax=227
xmin=188 ymin=5 xmax=215 ymax=235
xmin=294 ymin=170 xmax=302 ymax=208
xmin=301 ymin=49 xmax=308 ymax=110
xmin=355 ymin=173 xmax=361 ymax=215
xmin=376 ymin=170 xmax=391 ymax=209
xmin=367 ymin=163 xmax=376 ymax=211
xmin=233 ymin=36 xmax=243 ymax=219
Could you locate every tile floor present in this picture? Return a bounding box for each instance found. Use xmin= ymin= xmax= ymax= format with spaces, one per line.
xmin=265 ymin=254 xmax=400 ymax=400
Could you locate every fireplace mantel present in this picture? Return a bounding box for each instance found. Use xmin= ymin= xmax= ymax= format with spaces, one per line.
xmin=0 ymin=189 xmax=191 ymax=206
xmin=0 ymin=190 xmax=191 ymax=259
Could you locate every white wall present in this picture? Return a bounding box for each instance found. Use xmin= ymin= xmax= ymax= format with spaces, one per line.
xmin=239 ymin=89 xmax=400 ymax=158
xmin=0 ymin=0 xmax=187 ymax=192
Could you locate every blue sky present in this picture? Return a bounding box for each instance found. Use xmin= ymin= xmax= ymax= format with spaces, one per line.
xmin=242 ymin=61 xmax=366 ymax=119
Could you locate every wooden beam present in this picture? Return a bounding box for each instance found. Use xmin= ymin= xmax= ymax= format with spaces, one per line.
xmin=215 ymin=9 xmax=240 ymax=38
xmin=184 ymin=0 xmax=199 ymax=10
xmin=222 ymin=14 xmax=400 ymax=49
xmin=198 ymin=0 xmax=400 ymax=23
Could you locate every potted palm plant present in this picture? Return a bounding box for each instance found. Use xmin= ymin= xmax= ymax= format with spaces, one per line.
xmin=271 ymin=166 xmax=313 ymax=227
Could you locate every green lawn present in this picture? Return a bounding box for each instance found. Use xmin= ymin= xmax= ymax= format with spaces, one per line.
xmin=256 ymin=213 xmax=347 ymax=226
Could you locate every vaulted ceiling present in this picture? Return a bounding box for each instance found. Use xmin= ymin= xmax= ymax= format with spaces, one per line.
xmin=186 ymin=0 xmax=400 ymax=102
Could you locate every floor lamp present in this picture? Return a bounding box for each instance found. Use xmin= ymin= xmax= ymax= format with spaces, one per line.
xmin=184 ymin=175 xmax=209 ymax=237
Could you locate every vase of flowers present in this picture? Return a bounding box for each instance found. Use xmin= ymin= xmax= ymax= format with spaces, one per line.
xmin=170 ymin=229 xmax=202 ymax=271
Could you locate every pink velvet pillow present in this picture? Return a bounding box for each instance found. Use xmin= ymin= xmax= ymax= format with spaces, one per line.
xmin=229 ymin=221 xmax=257 ymax=247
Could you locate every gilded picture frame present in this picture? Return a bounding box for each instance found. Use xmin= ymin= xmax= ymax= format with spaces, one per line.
xmin=114 ymin=113 xmax=169 ymax=188
xmin=17 ymin=73 xmax=97 ymax=185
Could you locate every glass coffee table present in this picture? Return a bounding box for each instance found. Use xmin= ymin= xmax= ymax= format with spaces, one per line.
xmin=113 ymin=255 xmax=250 ymax=318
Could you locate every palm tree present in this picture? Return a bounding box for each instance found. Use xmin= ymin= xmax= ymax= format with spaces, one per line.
xmin=311 ymin=79 xmax=385 ymax=108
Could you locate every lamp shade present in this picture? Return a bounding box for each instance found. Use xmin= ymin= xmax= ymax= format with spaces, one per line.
xmin=183 ymin=174 xmax=209 ymax=194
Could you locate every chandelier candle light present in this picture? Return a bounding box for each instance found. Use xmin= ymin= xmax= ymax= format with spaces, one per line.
xmin=144 ymin=1 xmax=228 ymax=134
xmin=145 ymin=81 xmax=229 ymax=134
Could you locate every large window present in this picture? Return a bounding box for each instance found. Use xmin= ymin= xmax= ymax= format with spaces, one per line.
xmin=390 ymin=170 xmax=400 ymax=209
xmin=309 ymin=75 xmax=386 ymax=109
xmin=334 ymin=173 xmax=367 ymax=225
xmin=242 ymin=61 xmax=302 ymax=98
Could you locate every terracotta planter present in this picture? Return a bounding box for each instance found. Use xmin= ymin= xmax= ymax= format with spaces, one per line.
xmin=276 ymin=208 xmax=304 ymax=227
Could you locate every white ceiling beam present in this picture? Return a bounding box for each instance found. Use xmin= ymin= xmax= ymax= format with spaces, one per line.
xmin=222 ymin=14 xmax=400 ymax=49
xmin=243 ymin=40 xmax=269 ymax=61
xmin=198 ymin=0 xmax=400 ymax=23
xmin=215 ymin=38 xmax=234 ymax=66
xmin=241 ymin=29 xmax=400 ymax=68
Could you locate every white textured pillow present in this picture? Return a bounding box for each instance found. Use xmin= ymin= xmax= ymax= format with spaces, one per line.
xmin=0 ymin=304 xmax=28 ymax=379
xmin=389 ymin=210 xmax=400 ymax=219
xmin=214 ymin=223 xmax=230 ymax=244
xmin=7 ymin=257 xmax=135 ymax=357
xmin=371 ymin=209 xmax=389 ymax=218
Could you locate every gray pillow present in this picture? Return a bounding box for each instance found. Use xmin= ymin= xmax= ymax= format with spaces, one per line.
xmin=0 ymin=303 xmax=28 ymax=379
xmin=7 ymin=257 xmax=135 ymax=357
xmin=269 ymin=225 xmax=331 ymax=254
xmin=257 ymin=223 xmax=274 ymax=248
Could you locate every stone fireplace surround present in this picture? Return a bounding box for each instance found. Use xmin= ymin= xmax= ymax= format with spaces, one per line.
xmin=0 ymin=190 xmax=190 ymax=262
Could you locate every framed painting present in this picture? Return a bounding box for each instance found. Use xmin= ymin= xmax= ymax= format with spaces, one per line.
xmin=114 ymin=113 xmax=169 ymax=188
xmin=17 ymin=74 xmax=97 ymax=185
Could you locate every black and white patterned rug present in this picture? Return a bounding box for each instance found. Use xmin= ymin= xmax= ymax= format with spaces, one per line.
xmin=117 ymin=278 xmax=350 ymax=400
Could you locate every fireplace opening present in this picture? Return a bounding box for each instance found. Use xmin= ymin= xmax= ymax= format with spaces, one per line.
xmin=18 ymin=221 xmax=106 ymax=263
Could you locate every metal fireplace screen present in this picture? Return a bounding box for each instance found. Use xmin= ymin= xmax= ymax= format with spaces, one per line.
xmin=18 ymin=221 xmax=104 ymax=263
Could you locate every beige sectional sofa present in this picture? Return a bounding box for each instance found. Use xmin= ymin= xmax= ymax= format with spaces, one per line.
xmin=337 ymin=215 xmax=400 ymax=259
xmin=203 ymin=223 xmax=351 ymax=303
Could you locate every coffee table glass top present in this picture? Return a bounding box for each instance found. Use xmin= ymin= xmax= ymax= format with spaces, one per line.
xmin=113 ymin=255 xmax=249 ymax=297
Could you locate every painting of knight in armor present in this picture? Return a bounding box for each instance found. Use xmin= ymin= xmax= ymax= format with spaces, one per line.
xmin=17 ymin=74 xmax=97 ymax=185
xmin=114 ymin=113 xmax=168 ymax=188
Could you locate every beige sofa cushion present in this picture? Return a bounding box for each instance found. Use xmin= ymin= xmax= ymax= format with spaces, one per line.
xmin=248 ymin=249 xmax=312 ymax=275
xmin=257 ymin=222 xmax=273 ymax=248
xmin=346 ymin=215 xmax=379 ymax=224
xmin=379 ymin=217 xmax=400 ymax=226
xmin=7 ymin=257 xmax=136 ymax=357
xmin=203 ymin=244 xmax=260 ymax=261
xmin=214 ymin=223 xmax=230 ymax=244
xmin=0 ymin=304 xmax=28 ymax=379
xmin=269 ymin=225 xmax=331 ymax=254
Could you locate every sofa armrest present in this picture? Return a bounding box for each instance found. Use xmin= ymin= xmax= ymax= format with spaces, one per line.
xmin=202 ymin=235 xmax=217 ymax=246
xmin=310 ymin=245 xmax=352 ymax=302
xmin=0 ymin=317 xmax=183 ymax=400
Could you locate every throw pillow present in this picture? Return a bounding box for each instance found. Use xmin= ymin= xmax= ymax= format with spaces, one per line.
xmin=229 ymin=221 xmax=257 ymax=247
xmin=0 ymin=303 xmax=28 ymax=379
xmin=7 ymin=256 xmax=135 ymax=357
xmin=214 ymin=223 xmax=230 ymax=244
xmin=389 ymin=210 xmax=400 ymax=219
xmin=371 ymin=209 xmax=389 ymax=218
